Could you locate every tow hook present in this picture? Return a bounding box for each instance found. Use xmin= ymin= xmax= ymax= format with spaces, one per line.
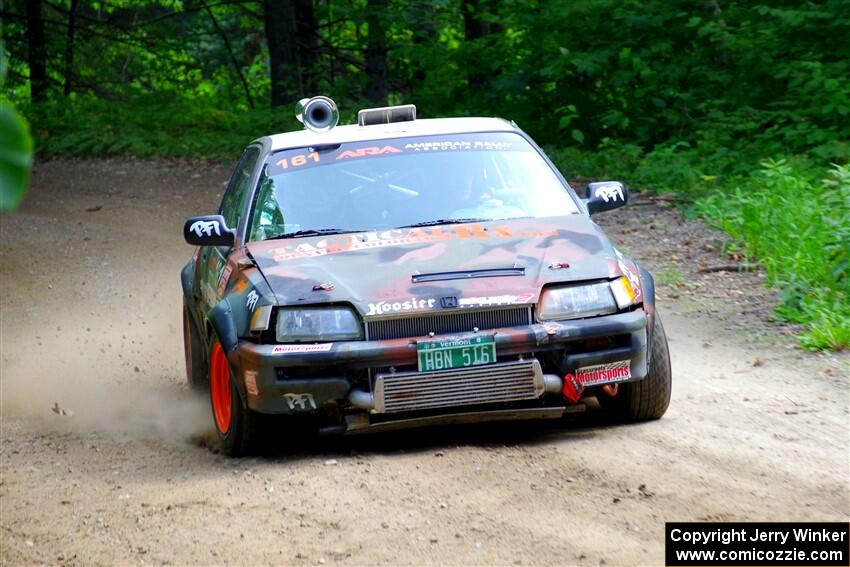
xmin=602 ymin=384 xmax=619 ymax=397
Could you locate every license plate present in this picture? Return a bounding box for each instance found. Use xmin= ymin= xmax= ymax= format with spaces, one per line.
xmin=417 ymin=335 xmax=496 ymax=372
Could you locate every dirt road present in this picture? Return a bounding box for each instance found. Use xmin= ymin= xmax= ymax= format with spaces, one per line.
xmin=1 ymin=159 xmax=848 ymax=566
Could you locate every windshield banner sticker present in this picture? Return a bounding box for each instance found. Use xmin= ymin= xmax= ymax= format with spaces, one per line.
xmin=335 ymin=145 xmax=402 ymax=160
xmin=271 ymin=224 xmax=558 ymax=262
xmin=403 ymin=140 xmax=513 ymax=152
xmin=266 ymin=133 xmax=529 ymax=176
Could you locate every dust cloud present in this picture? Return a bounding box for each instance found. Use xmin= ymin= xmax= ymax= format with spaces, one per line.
xmin=0 ymin=307 xmax=212 ymax=444
xmin=1 ymin=368 xmax=212 ymax=443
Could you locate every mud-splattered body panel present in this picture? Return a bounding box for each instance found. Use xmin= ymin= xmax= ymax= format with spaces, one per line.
xmin=181 ymin=118 xmax=658 ymax=433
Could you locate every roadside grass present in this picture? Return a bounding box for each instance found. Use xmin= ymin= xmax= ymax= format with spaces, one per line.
xmin=550 ymin=146 xmax=850 ymax=351
xmin=654 ymin=267 xmax=685 ymax=287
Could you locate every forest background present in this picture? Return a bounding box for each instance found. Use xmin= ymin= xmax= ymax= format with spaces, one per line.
xmin=2 ymin=0 xmax=848 ymax=349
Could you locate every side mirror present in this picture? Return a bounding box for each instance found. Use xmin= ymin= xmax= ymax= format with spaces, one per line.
xmin=183 ymin=215 xmax=235 ymax=247
xmin=585 ymin=181 xmax=628 ymax=215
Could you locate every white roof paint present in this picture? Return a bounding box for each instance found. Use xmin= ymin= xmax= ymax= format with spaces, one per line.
xmin=265 ymin=117 xmax=519 ymax=151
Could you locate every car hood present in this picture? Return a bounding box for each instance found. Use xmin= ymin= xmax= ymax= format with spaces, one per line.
xmin=247 ymin=216 xmax=625 ymax=317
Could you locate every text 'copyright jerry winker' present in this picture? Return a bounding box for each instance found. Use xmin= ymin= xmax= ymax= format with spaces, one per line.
xmin=665 ymin=522 xmax=849 ymax=566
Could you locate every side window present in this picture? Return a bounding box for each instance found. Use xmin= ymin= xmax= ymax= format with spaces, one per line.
xmin=219 ymin=147 xmax=260 ymax=231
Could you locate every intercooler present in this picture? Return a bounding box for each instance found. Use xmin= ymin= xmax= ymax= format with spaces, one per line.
xmin=372 ymin=359 xmax=545 ymax=414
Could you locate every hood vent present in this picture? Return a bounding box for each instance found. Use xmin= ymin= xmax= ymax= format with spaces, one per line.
xmin=412 ymin=268 xmax=525 ymax=284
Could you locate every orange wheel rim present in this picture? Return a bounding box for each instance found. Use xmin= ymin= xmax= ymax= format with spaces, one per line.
xmin=209 ymin=342 xmax=232 ymax=434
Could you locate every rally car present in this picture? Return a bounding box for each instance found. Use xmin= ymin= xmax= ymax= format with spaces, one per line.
xmin=182 ymin=96 xmax=672 ymax=456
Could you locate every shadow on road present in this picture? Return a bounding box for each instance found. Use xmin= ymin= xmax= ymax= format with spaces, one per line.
xmin=193 ymin=407 xmax=633 ymax=463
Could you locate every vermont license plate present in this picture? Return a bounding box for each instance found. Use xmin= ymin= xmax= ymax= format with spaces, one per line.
xmin=417 ymin=335 xmax=496 ymax=372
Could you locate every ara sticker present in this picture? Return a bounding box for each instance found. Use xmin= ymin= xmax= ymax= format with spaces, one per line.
xmin=335 ymin=145 xmax=402 ymax=160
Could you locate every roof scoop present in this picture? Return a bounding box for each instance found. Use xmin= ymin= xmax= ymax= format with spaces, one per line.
xmin=358 ymin=104 xmax=417 ymax=126
xmin=295 ymin=96 xmax=339 ymax=133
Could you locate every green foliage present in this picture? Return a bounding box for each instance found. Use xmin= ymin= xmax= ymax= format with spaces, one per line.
xmin=4 ymin=0 xmax=849 ymax=349
xmin=551 ymin=126 xmax=848 ymax=349
xmin=0 ymin=100 xmax=34 ymax=211
xmin=552 ymin=140 xmax=850 ymax=351
xmin=27 ymin=96 xmax=306 ymax=159
xmin=0 ymin=48 xmax=33 ymax=211
xmin=695 ymin=161 xmax=850 ymax=351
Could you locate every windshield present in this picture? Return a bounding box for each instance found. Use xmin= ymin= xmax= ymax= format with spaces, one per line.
xmin=247 ymin=132 xmax=579 ymax=242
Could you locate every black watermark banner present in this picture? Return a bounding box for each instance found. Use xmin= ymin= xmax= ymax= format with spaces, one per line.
xmin=666 ymin=522 xmax=849 ymax=566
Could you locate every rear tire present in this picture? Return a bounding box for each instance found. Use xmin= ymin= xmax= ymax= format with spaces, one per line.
xmin=604 ymin=312 xmax=672 ymax=421
xmin=183 ymin=303 xmax=207 ymax=390
xmin=208 ymin=337 xmax=266 ymax=457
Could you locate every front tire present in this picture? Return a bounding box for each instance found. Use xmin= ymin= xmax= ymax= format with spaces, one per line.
xmin=208 ymin=338 xmax=265 ymax=457
xmin=604 ymin=312 xmax=672 ymax=421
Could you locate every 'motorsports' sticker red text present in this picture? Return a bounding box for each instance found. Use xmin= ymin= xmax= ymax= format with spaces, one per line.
xmin=569 ymin=361 xmax=631 ymax=386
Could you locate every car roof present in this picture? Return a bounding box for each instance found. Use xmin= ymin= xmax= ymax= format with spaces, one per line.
xmin=263 ymin=117 xmax=519 ymax=151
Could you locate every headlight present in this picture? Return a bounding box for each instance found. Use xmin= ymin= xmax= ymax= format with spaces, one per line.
xmin=538 ymin=278 xmax=634 ymax=321
xmin=276 ymin=307 xmax=362 ymax=342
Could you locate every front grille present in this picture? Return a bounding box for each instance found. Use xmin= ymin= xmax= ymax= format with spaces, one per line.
xmin=373 ymin=359 xmax=544 ymax=413
xmin=365 ymin=306 xmax=532 ymax=340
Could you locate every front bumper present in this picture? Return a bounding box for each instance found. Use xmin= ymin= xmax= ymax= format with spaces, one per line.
xmin=235 ymin=310 xmax=648 ymax=419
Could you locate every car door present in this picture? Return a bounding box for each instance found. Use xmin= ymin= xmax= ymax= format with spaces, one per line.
xmin=198 ymin=146 xmax=261 ymax=311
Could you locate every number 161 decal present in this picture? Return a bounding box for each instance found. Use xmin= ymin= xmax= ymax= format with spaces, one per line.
xmin=275 ymin=152 xmax=320 ymax=170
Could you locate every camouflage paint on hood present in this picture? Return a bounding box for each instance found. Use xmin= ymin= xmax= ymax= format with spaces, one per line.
xmin=246 ymin=216 xmax=632 ymax=317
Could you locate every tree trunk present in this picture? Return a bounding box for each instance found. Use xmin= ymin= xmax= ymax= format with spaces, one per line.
xmin=263 ymin=0 xmax=300 ymax=107
xmin=462 ymin=0 xmax=490 ymax=42
xmin=294 ymin=0 xmax=317 ymax=96
xmin=63 ymin=0 xmax=79 ymax=96
xmin=409 ymin=1 xmax=435 ymax=92
xmin=26 ymin=0 xmax=48 ymax=102
xmin=203 ymin=0 xmax=255 ymax=108
xmin=364 ymin=0 xmax=387 ymax=104
xmin=462 ymin=0 xmax=490 ymax=91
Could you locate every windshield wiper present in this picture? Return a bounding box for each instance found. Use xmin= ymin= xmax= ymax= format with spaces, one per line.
xmin=265 ymin=228 xmax=362 ymax=241
xmin=397 ymin=218 xmax=491 ymax=229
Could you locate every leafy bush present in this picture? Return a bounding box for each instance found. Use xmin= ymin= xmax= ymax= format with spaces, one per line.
xmin=553 ymin=140 xmax=849 ymax=351
xmin=27 ymin=96 xmax=304 ymax=160
xmin=696 ymin=161 xmax=849 ymax=350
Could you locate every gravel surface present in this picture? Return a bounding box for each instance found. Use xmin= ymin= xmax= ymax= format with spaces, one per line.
xmin=1 ymin=159 xmax=848 ymax=566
